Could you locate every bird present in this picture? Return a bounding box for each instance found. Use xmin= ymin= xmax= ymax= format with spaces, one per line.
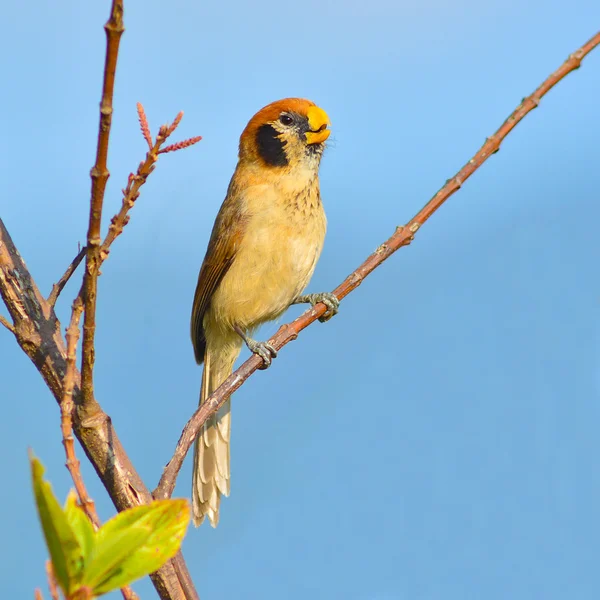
xmin=190 ymin=98 xmax=339 ymax=527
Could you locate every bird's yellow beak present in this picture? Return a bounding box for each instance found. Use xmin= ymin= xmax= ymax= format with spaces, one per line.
xmin=305 ymin=106 xmax=331 ymax=144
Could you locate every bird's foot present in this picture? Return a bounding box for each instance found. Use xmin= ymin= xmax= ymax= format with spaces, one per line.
xmin=247 ymin=339 xmax=278 ymax=369
xmin=294 ymin=292 xmax=339 ymax=323
xmin=235 ymin=325 xmax=277 ymax=369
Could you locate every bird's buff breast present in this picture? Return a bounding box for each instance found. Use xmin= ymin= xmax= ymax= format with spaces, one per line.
xmin=209 ymin=183 xmax=326 ymax=330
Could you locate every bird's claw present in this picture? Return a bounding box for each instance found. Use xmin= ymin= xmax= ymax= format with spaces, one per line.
xmin=247 ymin=339 xmax=278 ymax=369
xmin=295 ymin=292 xmax=340 ymax=323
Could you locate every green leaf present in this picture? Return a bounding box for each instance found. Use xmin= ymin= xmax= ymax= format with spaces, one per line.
xmin=84 ymin=499 xmax=190 ymax=595
xmin=30 ymin=453 xmax=84 ymax=595
xmin=64 ymin=491 xmax=96 ymax=565
xmin=81 ymin=525 xmax=149 ymax=593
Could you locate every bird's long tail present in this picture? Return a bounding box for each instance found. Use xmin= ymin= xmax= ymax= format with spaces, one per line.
xmin=192 ymin=332 xmax=241 ymax=527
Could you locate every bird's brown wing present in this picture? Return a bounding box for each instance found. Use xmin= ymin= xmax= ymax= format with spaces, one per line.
xmin=191 ymin=194 xmax=247 ymax=364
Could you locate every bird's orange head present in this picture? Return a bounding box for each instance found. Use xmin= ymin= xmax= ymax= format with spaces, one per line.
xmin=238 ymin=98 xmax=331 ymax=170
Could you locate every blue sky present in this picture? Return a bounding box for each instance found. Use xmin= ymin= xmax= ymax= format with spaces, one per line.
xmin=1 ymin=1 xmax=599 ymax=599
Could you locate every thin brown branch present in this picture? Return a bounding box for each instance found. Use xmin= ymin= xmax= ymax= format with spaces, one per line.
xmin=0 ymin=218 xmax=199 ymax=600
xmin=45 ymin=561 xmax=59 ymax=600
xmin=0 ymin=313 xmax=15 ymax=333
xmin=34 ymin=589 xmax=44 ymax=600
xmin=137 ymin=102 xmax=153 ymax=149
xmin=80 ymin=0 xmax=125 ymax=420
xmin=101 ymin=136 xmax=163 ymax=254
xmin=48 ymin=247 xmax=86 ymax=307
xmin=121 ymin=587 xmax=139 ymax=600
xmin=154 ymin=30 xmax=600 ymax=500
xmin=61 ymin=298 xmax=100 ymax=526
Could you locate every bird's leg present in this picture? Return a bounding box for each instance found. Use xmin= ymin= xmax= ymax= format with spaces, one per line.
xmin=234 ymin=325 xmax=278 ymax=369
xmin=293 ymin=292 xmax=340 ymax=323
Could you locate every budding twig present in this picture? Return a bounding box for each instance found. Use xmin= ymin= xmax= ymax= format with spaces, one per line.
xmin=137 ymin=102 xmax=153 ymax=149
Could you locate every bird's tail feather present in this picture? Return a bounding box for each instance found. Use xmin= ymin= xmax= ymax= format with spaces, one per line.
xmin=192 ymin=333 xmax=241 ymax=527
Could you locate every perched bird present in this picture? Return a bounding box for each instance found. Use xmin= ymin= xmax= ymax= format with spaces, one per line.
xmin=190 ymin=98 xmax=338 ymax=527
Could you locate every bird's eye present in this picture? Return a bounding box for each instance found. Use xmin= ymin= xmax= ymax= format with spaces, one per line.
xmin=279 ymin=114 xmax=293 ymax=126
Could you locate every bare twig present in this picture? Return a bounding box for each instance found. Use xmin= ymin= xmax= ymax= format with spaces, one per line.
xmin=34 ymin=589 xmax=44 ymax=600
xmin=61 ymin=298 xmax=100 ymax=524
xmin=154 ymin=30 xmax=600 ymax=500
xmin=45 ymin=561 xmax=59 ymax=600
xmin=80 ymin=0 xmax=125 ymax=417
xmin=0 ymin=314 xmax=15 ymax=333
xmin=101 ymin=106 xmax=201 ymax=256
xmin=104 ymin=115 xmax=172 ymax=253
xmin=48 ymin=247 xmax=86 ymax=307
xmin=121 ymin=585 xmax=140 ymax=599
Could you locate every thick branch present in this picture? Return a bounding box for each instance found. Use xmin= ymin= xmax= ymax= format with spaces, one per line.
xmin=0 ymin=218 xmax=197 ymax=600
xmin=154 ymin=30 xmax=600 ymax=500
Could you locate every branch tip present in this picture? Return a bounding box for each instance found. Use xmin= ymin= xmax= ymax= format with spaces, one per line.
xmin=137 ymin=102 xmax=153 ymax=149
xmin=166 ymin=111 xmax=184 ymax=136
xmin=48 ymin=247 xmax=87 ymax=307
xmin=158 ymin=136 xmax=203 ymax=154
xmin=0 ymin=314 xmax=15 ymax=333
